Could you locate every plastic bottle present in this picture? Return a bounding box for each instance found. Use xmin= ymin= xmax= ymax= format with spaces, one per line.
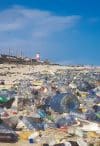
xmin=77 ymin=138 xmax=88 ymax=146
xmin=0 ymin=96 xmax=8 ymax=103
xmin=50 ymin=93 xmax=80 ymax=113
xmin=28 ymin=131 xmax=39 ymax=143
xmin=0 ymin=133 xmax=18 ymax=143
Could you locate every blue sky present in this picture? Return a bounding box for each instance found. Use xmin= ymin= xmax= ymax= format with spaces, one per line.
xmin=0 ymin=0 xmax=100 ymax=65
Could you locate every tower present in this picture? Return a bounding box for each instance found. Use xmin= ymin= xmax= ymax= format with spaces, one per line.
xmin=35 ymin=52 xmax=40 ymax=61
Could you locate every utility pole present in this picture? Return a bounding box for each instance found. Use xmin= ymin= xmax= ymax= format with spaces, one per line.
xmin=9 ymin=48 xmax=11 ymax=56
xmin=21 ymin=49 xmax=23 ymax=58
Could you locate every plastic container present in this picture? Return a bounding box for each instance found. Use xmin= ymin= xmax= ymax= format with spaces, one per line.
xmin=50 ymin=93 xmax=80 ymax=113
xmin=28 ymin=131 xmax=39 ymax=143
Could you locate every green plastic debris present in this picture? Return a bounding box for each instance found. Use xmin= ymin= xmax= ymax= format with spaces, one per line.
xmin=47 ymin=115 xmax=54 ymax=122
xmin=0 ymin=96 xmax=8 ymax=103
xmin=96 ymin=112 xmax=100 ymax=119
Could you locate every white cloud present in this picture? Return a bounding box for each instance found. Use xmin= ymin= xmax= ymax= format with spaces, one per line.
xmin=0 ymin=23 xmax=21 ymax=31
xmin=0 ymin=6 xmax=81 ymax=58
xmin=0 ymin=6 xmax=81 ymax=35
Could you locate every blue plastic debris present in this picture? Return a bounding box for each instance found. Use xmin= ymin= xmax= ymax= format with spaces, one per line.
xmin=50 ymin=93 xmax=80 ymax=113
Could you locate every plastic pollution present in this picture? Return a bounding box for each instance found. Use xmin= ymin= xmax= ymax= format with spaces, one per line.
xmin=95 ymin=91 xmax=100 ymax=97
xmin=16 ymin=119 xmax=26 ymax=130
xmin=87 ymin=131 xmax=97 ymax=138
xmin=85 ymin=110 xmax=97 ymax=121
xmin=77 ymin=138 xmax=88 ymax=146
xmin=29 ymin=138 xmax=34 ymax=143
xmin=54 ymin=141 xmax=79 ymax=146
xmin=88 ymin=89 xmax=95 ymax=96
xmin=28 ymin=131 xmax=39 ymax=143
xmin=0 ymin=90 xmax=9 ymax=98
xmin=56 ymin=115 xmax=76 ymax=128
xmin=0 ymin=107 xmax=5 ymax=114
xmin=75 ymin=128 xmax=84 ymax=137
xmin=3 ymin=117 xmax=18 ymax=129
xmin=0 ymin=121 xmax=17 ymax=134
xmin=0 ymin=96 xmax=15 ymax=108
xmin=66 ymin=141 xmax=79 ymax=146
xmin=17 ymin=98 xmax=34 ymax=111
xmin=87 ymin=93 xmax=97 ymax=99
xmin=19 ymin=131 xmax=33 ymax=140
xmin=0 ymin=65 xmax=99 ymax=145
xmin=96 ymin=111 xmax=100 ymax=120
xmin=21 ymin=116 xmax=44 ymax=130
xmin=53 ymin=143 xmax=65 ymax=146
xmin=0 ymin=133 xmax=18 ymax=143
xmin=0 ymin=96 xmax=8 ymax=103
xmin=70 ymin=112 xmax=86 ymax=120
xmin=81 ymin=122 xmax=100 ymax=132
xmin=43 ymin=144 xmax=49 ymax=146
xmin=44 ymin=123 xmax=57 ymax=129
xmin=45 ymin=135 xmax=56 ymax=146
xmin=94 ymin=96 xmax=100 ymax=105
xmin=47 ymin=114 xmax=55 ymax=122
xmin=44 ymin=96 xmax=51 ymax=108
xmin=50 ymin=93 xmax=80 ymax=113
xmin=76 ymin=81 xmax=95 ymax=92
xmin=0 ymin=80 xmax=5 ymax=85
xmin=37 ymin=109 xmax=47 ymax=118
xmin=93 ymin=105 xmax=100 ymax=112
xmin=0 ymin=121 xmax=18 ymax=143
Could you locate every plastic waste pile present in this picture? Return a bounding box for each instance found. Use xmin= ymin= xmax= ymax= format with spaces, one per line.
xmin=0 ymin=67 xmax=100 ymax=145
